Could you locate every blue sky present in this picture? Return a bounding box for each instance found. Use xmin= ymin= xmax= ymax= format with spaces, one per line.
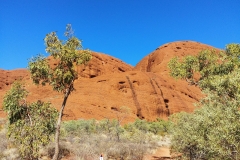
xmin=0 ymin=0 xmax=239 ymax=70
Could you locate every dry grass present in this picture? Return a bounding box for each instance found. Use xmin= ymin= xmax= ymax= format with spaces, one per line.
xmin=39 ymin=132 xmax=166 ymax=160
xmin=0 ymin=118 xmax=20 ymax=160
xmin=0 ymin=118 xmax=171 ymax=160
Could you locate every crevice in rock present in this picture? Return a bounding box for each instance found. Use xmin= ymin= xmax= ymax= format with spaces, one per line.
xmin=90 ymin=75 xmax=96 ymax=78
xmin=118 ymin=67 xmax=125 ymax=72
xmin=164 ymin=99 xmax=169 ymax=103
xmin=111 ymin=107 xmax=118 ymax=111
xmin=126 ymin=76 xmax=143 ymax=119
xmin=97 ymin=80 xmax=106 ymax=83
xmin=146 ymin=55 xmax=152 ymax=72
xmin=151 ymin=78 xmax=170 ymax=116
xmin=119 ymin=81 xmax=125 ymax=84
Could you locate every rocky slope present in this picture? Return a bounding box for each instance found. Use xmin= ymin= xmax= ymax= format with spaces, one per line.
xmin=0 ymin=41 xmax=218 ymax=122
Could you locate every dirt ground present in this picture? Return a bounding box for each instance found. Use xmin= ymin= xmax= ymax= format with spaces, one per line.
xmin=144 ymin=147 xmax=171 ymax=160
xmin=57 ymin=146 xmax=171 ymax=160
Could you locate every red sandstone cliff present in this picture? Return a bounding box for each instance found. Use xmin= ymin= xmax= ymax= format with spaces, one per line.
xmin=0 ymin=41 xmax=217 ymax=122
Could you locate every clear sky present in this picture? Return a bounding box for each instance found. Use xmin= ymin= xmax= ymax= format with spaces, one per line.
xmin=0 ymin=0 xmax=239 ymax=70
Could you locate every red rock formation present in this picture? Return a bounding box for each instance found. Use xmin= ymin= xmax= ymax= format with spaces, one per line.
xmin=134 ymin=41 xmax=218 ymax=73
xmin=0 ymin=41 xmax=218 ymax=122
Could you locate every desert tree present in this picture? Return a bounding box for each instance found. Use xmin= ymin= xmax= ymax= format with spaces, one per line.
xmin=168 ymin=44 xmax=240 ymax=159
xmin=3 ymin=82 xmax=58 ymax=159
xmin=115 ymin=106 xmax=130 ymax=141
xmin=28 ymin=24 xmax=92 ymax=160
xmin=99 ymin=106 xmax=130 ymax=141
xmin=168 ymin=44 xmax=240 ymax=95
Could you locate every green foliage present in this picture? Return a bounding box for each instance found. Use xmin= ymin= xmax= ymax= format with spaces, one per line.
xmin=63 ymin=119 xmax=97 ymax=135
xmin=226 ymin=43 xmax=240 ymax=57
xmin=149 ymin=119 xmax=172 ymax=135
xmin=3 ymin=82 xmax=58 ymax=159
xmin=168 ymin=55 xmax=198 ymax=82
xmin=132 ymin=119 xmax=149 ymax=133
xmin=63 ymin=119 xmax=125 ymax=141
xmin=124 ymin=118 xmax=172 ymax=136
xmin=170 ymin=93 xmax=240 ymax=159
xmin=62 ymin=118 xmax=170 ymax=138
xmin=168 ymin=43 xmax=240 ymax=159
xmin=3 ymin=82 xmax=28 ymax=124
xmin=28 ymin=24 xmax=92 ymax=93
xmin=168 ymin=44 xmax=240 ymax=97
xmin=97 ymin=119 xmax=117 ymax=134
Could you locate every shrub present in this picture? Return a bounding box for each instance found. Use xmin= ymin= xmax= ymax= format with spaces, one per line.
xmin=3 ymin=82 xmax=58 ymax=159
xmin=170 ymin=94 xmax=240 ymax=159
xmin=62 ymin=119 xmax=97 ymax=135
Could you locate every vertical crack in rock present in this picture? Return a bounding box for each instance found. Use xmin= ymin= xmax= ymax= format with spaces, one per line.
xmin=157 ymin=76 xmax=189 ymax=115
xmin=148 ymin=77 xmax=163 ymax=117
xmin=126 ymin=76 xmax=143 ymax=119
xmin=151 ymin=78 xmax=170 ymax=116
xmin=146 ymin=55 xmax=152 ymax=72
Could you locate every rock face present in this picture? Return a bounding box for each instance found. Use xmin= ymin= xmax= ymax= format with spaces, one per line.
xmin=134 ymin=41 xmax=217 ymax=73
xmin=46 ymin=51 xmax=133 ymax=78
xmin=0 ymin=41 xmax=218 ymax=122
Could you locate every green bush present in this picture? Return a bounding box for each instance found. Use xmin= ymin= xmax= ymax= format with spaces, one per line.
xmin=124 ymin=118 xmax=171 ymax=136
xmin=3 ymin=82 xmax=58 ymax=159
xmin=170 ymin=94 xmax=240 ymax=159
xmin=62 ymin=119 xmax=96 ymax=135
xmin=132 ymin=119 xmax=149 ymax=133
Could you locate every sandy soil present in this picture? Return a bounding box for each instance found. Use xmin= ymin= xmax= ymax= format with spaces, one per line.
xmin=144 ymin=147 xmax=171 ymax=160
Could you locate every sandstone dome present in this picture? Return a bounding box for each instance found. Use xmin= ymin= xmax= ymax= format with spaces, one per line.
xmin=0 ymin=41 xmax=218 ymax=122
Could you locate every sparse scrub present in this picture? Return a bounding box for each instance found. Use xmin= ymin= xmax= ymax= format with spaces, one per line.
xmin=0 ymin=119 xmax=20 ymax=160
xmin=107 ymin=142 xmax=147 ymax=160
xmin=54 ymin=118 xmax=169 ymax=160
xmin=45 ymin=141 xmax=71 ymax=159
xmin=0 ymin=123 xmax=9 ymax=159
xmin=0 ymin=115 xmax=170 ymax=159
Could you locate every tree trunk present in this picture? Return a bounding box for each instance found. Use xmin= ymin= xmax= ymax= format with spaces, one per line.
xmin=52 ymin=85 xmax=72 ymax=160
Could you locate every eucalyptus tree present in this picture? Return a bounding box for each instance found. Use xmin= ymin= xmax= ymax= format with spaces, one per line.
xmin=3 ymin=82 xmax=58 ymax=159
xmin=28 ymin=24 xmax=92 ymax=160
xmin=168 ymin=44 xmax=240 ymax=96
xmin=168 ymin=44 xmax=240 ymax=159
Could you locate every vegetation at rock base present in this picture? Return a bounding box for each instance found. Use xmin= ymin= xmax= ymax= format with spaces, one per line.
xmin=58 ymin=118 xmax=171 ymax=159
xmin=2 ymin=82 xmax=58 ymax=159
xmin=28 ymin=24 xmax=92 ymax=159
xmin=168 ymin=43 xmax=240 ymax=159
xmin=0 ymin=117 xmax=171 ymax=159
